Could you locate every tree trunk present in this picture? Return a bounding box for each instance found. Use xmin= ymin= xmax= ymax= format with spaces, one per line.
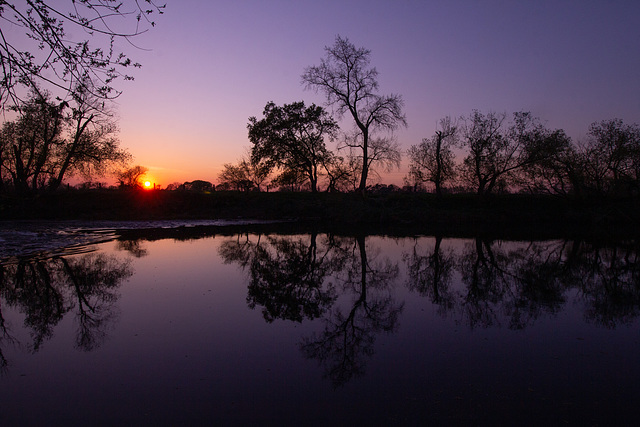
xmin=358 ymin=132 xmax=369 ymax=194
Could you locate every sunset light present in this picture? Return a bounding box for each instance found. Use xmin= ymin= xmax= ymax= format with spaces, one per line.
xmin=1 ymin=1 xmax=639 ymax=424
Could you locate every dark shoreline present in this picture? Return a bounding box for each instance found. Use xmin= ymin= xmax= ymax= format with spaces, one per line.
xmin=1 ymin=189 xmax=639 ymax=240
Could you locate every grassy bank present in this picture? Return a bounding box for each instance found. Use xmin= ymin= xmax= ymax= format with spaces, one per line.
xmin=1 ymin=189 xmax=639 ymax=238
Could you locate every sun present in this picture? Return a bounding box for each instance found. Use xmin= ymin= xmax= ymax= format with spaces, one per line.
xmin=143 ymin=180 xmax=152 ymax=189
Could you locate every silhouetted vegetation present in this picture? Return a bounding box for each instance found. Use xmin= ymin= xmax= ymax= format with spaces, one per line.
xmin=0 ymin=1 xmax=164 ymax=110
xmin=248 ymin=101 xmax=339 ymax=193
xmin=1 ymin=189 xmax=640 ymax=239
xmin=0 ymin=251 xmax=132 ymax=369
xmin=0 ymin=91 xmax=130 ymax=194
xmin=302 ymin=35 xmax=407 ymax=193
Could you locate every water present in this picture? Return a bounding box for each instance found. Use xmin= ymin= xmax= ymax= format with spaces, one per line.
xmin=0 ymin=222 xmax=638 ymax=425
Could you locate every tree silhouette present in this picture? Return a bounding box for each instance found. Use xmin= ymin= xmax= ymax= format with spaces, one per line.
xmin=0 ymin=0 xmax=165 ymax=110
xmin=459 ymin=111 xmax=563 ymax=195
xmin=407 ymin=117 xmax=459 ymax=196
xmin=302 ymin=36 xmax=406 ymax=193
xmin=1 ymin=90 xmax=129 ymax=193
xmin=248 ymin=101 xmax=338 ymax=193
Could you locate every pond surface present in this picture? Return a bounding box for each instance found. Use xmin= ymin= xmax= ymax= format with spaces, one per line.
xmin=0 ymin=222 xmax=639 ymax=425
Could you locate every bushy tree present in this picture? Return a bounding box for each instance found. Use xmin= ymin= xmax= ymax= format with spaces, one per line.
xmin=117 ymin=165 xmax=147 ymax=188
xmin=248 ymin=101 xmax=338 ymax=192
xmin=578 ymin=119 xmax=640 ymax=196
xmin=1 ymin=90 xmax=129 ymax=194
xmin=218 ymin=155 xmax=270 ymax=192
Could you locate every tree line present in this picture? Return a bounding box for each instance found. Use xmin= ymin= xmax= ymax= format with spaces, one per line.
xmin=216 ymin=36 xmax=640 ymax=197
xmin=2 ymin=13 xmax=638 ymax=198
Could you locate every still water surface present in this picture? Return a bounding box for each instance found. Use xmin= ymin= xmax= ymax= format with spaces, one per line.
xmin=0 ymin=224 xmax=638 ymax=425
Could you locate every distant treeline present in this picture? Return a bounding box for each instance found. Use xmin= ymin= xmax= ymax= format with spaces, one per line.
xmin=216 ymin=111 xmax=640 ymax=199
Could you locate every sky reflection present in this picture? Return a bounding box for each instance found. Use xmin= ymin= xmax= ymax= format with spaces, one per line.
xmin=0 ymin=232 xmax=638 ymax=425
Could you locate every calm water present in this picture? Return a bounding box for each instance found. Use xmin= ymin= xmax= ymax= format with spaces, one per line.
xmin=0 ymin=224 xmax=639 ymax=425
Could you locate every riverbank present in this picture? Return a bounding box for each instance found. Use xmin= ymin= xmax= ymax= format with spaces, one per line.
xmin=1 ymin=189 xmax=639 ymax=239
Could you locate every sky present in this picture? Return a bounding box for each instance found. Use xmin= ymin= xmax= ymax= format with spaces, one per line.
xmin=110 ymin=0 xmax=640 ymax=187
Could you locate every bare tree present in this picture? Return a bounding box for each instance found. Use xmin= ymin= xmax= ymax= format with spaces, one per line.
xmin=459 ymin=111 xmax=561 ymax=195
xmin=407 ymin=116 xmax=459 ymax=196
xmin=0 ymin=0 xmax=165 ymax=109
xmin=302 ymin=36 xmax=406 ymax=193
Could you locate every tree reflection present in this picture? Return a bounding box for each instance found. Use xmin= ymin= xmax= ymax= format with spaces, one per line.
xmin=565 ymin=240 xmax=640 ymax=327
xmin=404 ymin=235 xmax=456 ymax=315
xmin=457 ymin=238 xmax=512 ymax=328
xmin=0 ymin=252 xmax=132 ymax=359
xmin=220 ymin=233 xmax=338 ymax=322
xmin=404 ymin=237 xmax=640 ymax=330
xmin=299 ymin=235 xmax=403 ymax=387
xmin=221 ymin=233 xmax=404 ymax=387
xmin=116 ymin=239 xmax=149 ymax=258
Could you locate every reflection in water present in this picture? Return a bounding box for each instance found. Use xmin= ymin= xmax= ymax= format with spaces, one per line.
xmin=299 ymin=235 xmax=403 ymax=387
xmin=221 ymin=233 xmax=404 ymax=386
xmin=403 ymin=238 xmax=640 ymax=330
xmin=0 ymin=252 xmax=132 ymax=368
xmin=220 ymin=233 xmax=338 ymax=322
xmin=404 ymin=235 xmax=456 ymax=315
xmin=221 ymin=233 xmax=640 ymax=387
xmin=1 ymin=228 xmax=640 ymax=424
xmin=116 ymin=239 xmax=149 ymax=258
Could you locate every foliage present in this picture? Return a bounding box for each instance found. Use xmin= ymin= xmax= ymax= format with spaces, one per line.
xmin=218 ymin=155 xmax=270 ymax=192
xmin=182 ymin=180 xmax=214 ymax=192
xmin=248 ymin=101 xmax=338 ymax=192
xmin=302 ymin=36 xmax=406 ymax=192
xmin=0 ymin=0 xmax=165 ymax=109
xmin=0 ymin=90 xmax=129 ymax=194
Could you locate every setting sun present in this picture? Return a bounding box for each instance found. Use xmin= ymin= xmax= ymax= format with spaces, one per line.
xmin=144 ymin=181 xmax=152 ymax=188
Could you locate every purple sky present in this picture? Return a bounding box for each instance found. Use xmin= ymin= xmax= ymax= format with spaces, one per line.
xmin=113 ymin=0 xmax=640 ymax=187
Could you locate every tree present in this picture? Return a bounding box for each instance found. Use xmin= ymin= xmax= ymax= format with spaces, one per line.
xmin=117 ymin=165 xmax=147 ymax=188
xmin=0 ymin=90 xmax=66 ymax=193
xmin=341 ymin=131 xmax=401 ymax=189
xmin=302 ymin=36 xmax=406 ymax=193
xmin=520 ymin=129 xmax=578 ymax=196
xmin=0 ymin=0 xmax=165 ymax=110
xmin=407 ymin=116 xmax=459 ymax=196
xmin=458 ymin=111 xmax=562 ymax=195
xmin=0 ymin=90 xmax=129 ymax=194
xmin=322 ymin=154 xmax=355 ymax=192
xmin=248 ymin=101 xmax=338 ymax=192
xmin=218 ymin=155 xmax=270 ymax=192
xmin=577 ymin=119 xmax=640 ymax=196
